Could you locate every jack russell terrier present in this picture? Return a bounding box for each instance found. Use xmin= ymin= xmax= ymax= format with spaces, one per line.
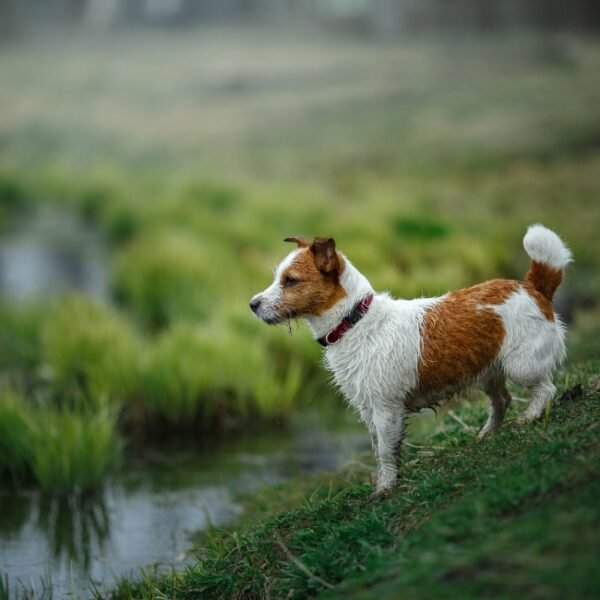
xmin=250 ymin=224 xmax=571 ymax=494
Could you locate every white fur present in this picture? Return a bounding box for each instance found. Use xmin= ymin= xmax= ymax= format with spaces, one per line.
xmin=320 ymin=292 xmax=439 ymax=407
xmin=523 ymin=224 xmax=572 ymax=269
xmin=490 ymin=287 xmax=566 ymax=387
xmin=251 ymin=249 xmax=301 ymax=323
xmin=252 ymin=225 xmax=570 ymax=493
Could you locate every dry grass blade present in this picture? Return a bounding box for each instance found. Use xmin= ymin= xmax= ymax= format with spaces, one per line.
xmin=272 ymin=532 xmax=334 ymax=590
xmin=447 ymin=410 xmax=477 ymax=432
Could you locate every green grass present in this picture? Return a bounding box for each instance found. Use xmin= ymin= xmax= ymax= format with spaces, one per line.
xmin=41 ymin=295 xmax=139 ymax=403
xmin=29 ymin=402 xmax=120 ymax=493
xmin=137 ymin=322 xmax=301 ymax=427
xmin=106 ymin=362 xmax=600 ymax=599
xmin=0 ymin=390 xmax=33 ymax=483
xmin=0 ymin=388 xmax=120 ymax=492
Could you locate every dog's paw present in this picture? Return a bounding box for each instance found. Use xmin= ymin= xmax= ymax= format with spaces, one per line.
xmin=477 ymin=423 xmax=499 ymax=440
xmin=516 ymin=411 xmax=542 ymax=425
xmin=372 ymin=479 xmax=397 ymax=499
xmin=477 ymin=427 xmax=490 ymax=440
xmin=368 ymin=488 xmax=392 ymax=503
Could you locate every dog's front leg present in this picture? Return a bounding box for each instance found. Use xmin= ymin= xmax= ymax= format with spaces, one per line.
xmin=358 ymin=404 xmax=378 ymax=460
xmin=372 ymin=404 xmax=405 ymax=495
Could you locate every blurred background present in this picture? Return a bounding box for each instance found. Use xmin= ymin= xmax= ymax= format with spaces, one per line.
xmin=0 ymin=1 xmax=599 ymax=597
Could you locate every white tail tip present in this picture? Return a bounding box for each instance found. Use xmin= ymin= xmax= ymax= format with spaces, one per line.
xmin=523 ymin=224 xmax=572 ymax=270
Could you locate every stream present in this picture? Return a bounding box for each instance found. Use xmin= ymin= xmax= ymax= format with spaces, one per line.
xmin=0 ymin=412 xmax=368 ymax=597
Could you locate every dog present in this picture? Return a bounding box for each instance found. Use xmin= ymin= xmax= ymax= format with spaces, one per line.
xmin=250 ymin=225 xmax=572 ymax=494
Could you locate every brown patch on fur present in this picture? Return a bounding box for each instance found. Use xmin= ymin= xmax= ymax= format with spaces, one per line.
xmin=311 ymin=237 xmax=339 ymax=274
xmin=523 ymin=282 xmax=555 ymax=321
xmin=415 ymin=279 xmax=519 ymax=396
xmin=525 ymin=260 xmax=563 ymax=303
xmin=279 ymin=247 xmax=347 ymax=317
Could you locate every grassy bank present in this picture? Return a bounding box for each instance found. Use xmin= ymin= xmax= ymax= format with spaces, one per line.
xmin=0 ymin=31 xmax=599 ymax=490
xmin=107 ymin=361 xmax=599 ymax=599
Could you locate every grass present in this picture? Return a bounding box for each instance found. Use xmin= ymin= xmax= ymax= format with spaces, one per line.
xmin=41 ymin=295 xmax=138 ymax=403
xmin=0 ymin=29 xmax=599 ymax=490
xmin=137 ymin=322 xmax=301 ymax=427
xmin=0 ymin=571 xmax=54 ymax=600
xmin=28 ymin=402 xmax=120 ymax=493
xmin=0 ymin=390 xmax=33 ymax=483
xmin=0 ymin=388 xmax=120 ymax=492
xmin=106 ymin=361 xmax=600 ymax=599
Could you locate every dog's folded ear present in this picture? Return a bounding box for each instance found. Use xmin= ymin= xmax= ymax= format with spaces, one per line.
xmin=310 ymin=237 xmax=340 ymax=275
xmin=284 ymin=236 xmax=309 ymax=248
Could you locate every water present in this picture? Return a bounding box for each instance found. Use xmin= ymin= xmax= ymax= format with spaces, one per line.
xmin=0 ymin=412 xmax=369 ymax=598
xmin=0 ymin=205 xmax=109 ymax=301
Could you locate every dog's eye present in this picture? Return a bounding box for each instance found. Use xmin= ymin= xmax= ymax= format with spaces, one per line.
xmin=284 ymin=276 xmax=299 ymax=287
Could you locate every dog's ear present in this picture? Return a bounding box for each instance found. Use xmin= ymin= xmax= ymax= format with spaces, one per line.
xmin=284 ymin=236 xmax=309 ymax=248
xmin=310 ymin=237 xmax=340 ymax=275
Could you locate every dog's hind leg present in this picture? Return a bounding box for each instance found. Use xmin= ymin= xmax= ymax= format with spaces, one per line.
xmin=478 ymin=375 xmax=512 ymax=439
xmin=517 ymin=379 xmax=556 ymax=424
xmin=372 ymin=404 xmax=405 ymax=494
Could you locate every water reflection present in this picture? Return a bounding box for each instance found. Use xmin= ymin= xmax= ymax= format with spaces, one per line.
xmin=0 ymin=205 xmax=109 ymax=301
xmin=0 ymin=493 xmax=33 ymax=539
xmin=36 ymin=494 xmax=110 ymax=570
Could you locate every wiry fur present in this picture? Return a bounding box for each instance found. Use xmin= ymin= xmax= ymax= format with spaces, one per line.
xmin=250 ymin=225 xmax=571 ymax=494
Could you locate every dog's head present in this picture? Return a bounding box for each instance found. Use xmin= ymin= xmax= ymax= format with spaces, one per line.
xmin=249 ymin=236 xmax=347 ymax=325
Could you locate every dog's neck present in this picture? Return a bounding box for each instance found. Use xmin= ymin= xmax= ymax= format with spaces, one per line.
xmin=305 ymin=257 xmax=374 ymax=340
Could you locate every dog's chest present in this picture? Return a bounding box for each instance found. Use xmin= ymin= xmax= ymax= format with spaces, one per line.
xmin=323 ymin=298 xmax=432 ymax=408
xmin=325 ymin=345 xmax=380 ymax=404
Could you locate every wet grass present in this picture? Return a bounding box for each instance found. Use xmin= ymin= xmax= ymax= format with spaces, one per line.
xmin=0 ymin=31 xmax=599 ymax=490
xmin=0 ymin=388 xmax=120 ymax=492
xmin=29 ymin=403 xmax=120 ymax=493
xmin=41 ymin=296 xmax=138 ymax=403
xmin=106 ymin=361 xmax=600 ymax=599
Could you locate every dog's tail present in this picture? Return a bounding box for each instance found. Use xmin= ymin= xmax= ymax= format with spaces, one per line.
xmin=523 ymin=224 xmax=572 ymax=301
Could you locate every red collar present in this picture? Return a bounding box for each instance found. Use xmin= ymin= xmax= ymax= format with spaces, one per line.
xmin=317 ymin=294 xmax=374 ymax=347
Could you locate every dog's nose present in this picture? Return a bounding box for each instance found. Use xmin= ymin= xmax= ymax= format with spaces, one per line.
xmin=249 ymin=298 xmax=261 ymax=314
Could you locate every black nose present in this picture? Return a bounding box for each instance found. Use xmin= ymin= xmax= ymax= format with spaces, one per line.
xmin=249 ymin=298 xmax=261 ymax=314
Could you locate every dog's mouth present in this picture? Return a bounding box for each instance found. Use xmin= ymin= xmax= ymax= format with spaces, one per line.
xmin=262 ymin=310 xmax=298 ymax=326
xmin=250 ymin=294 xmax=299 ymax=325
